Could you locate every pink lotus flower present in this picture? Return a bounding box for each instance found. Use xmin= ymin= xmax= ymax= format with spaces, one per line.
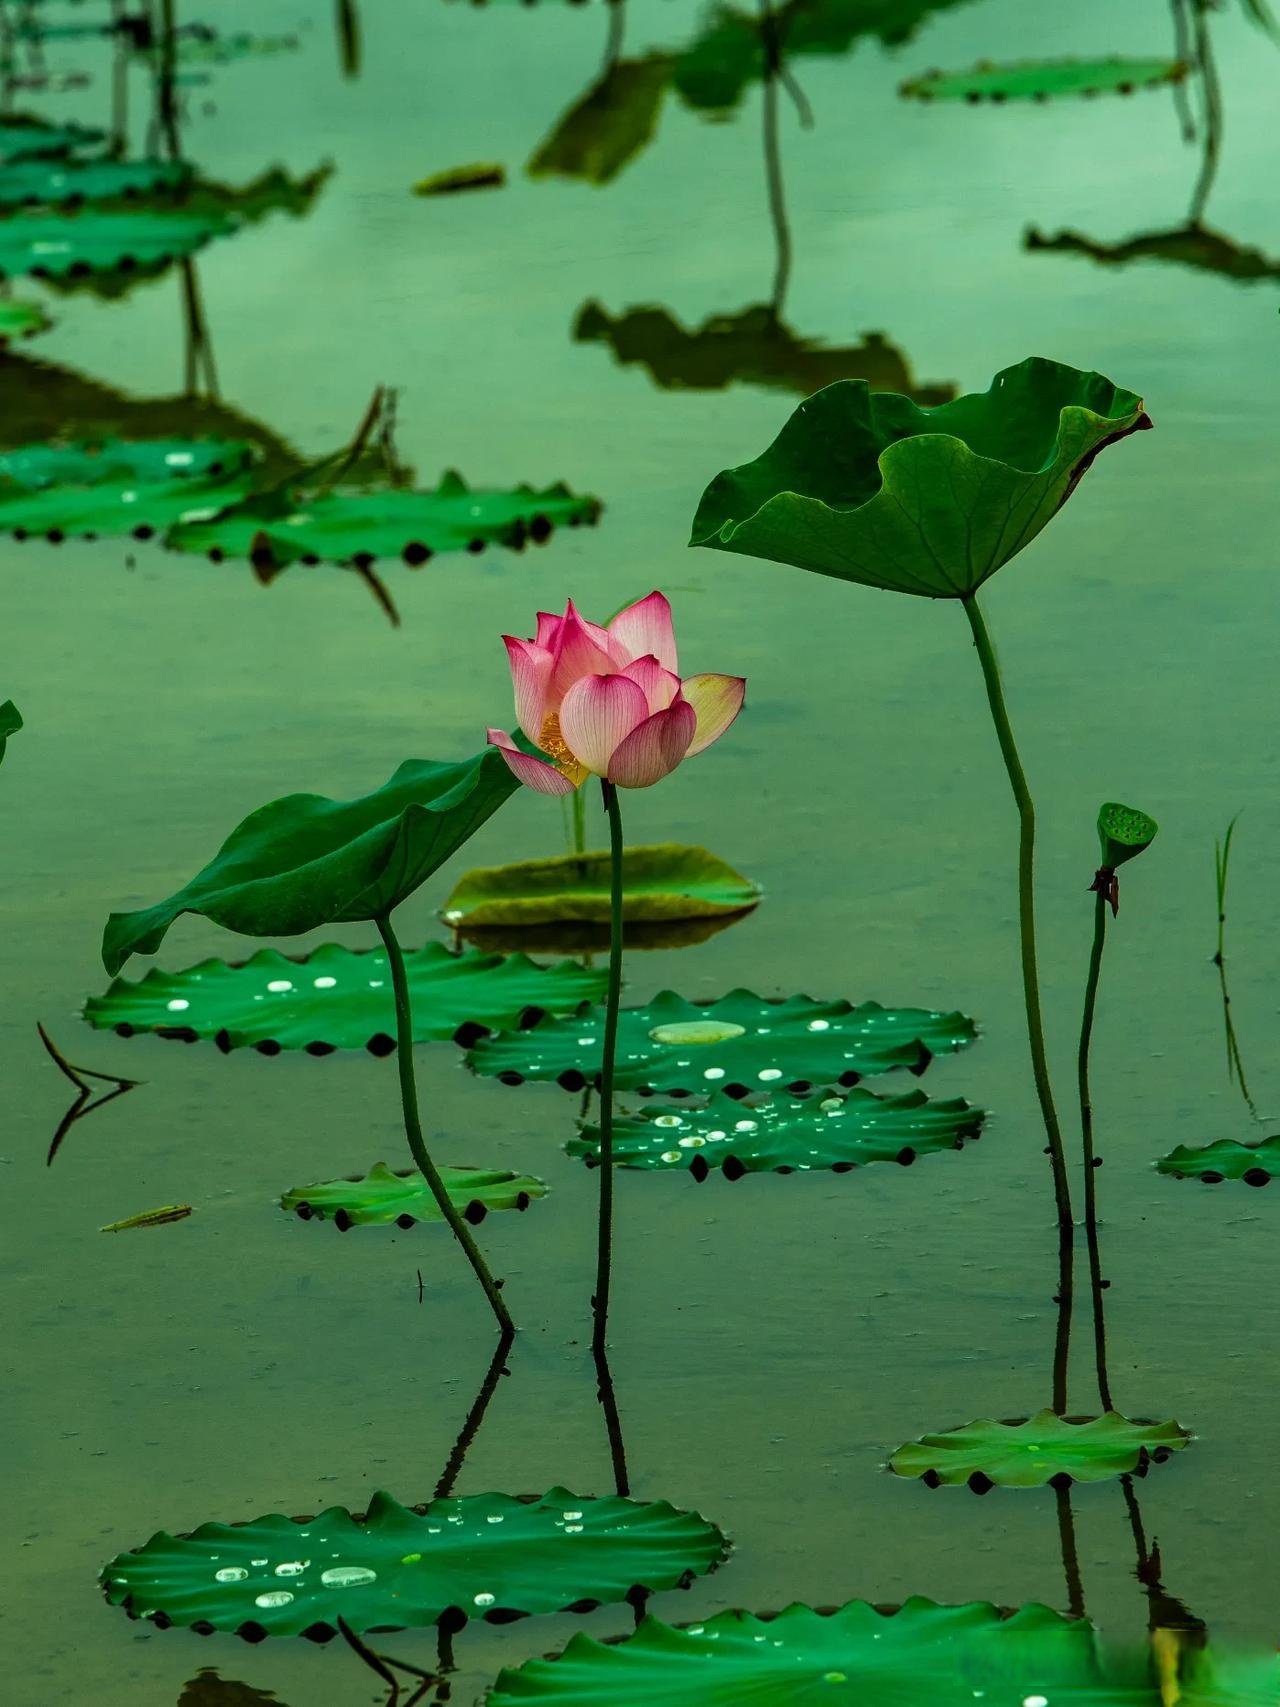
xmin=487 ymin=591 xmax=745 ymax=794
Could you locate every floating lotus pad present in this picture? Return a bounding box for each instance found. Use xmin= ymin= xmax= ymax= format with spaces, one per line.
xmin=466 ymin=990 xmax=976 ymax=1095
xmin=102 ymin=1486 xmax=728 ymax=1640
xmin=0 ymin=114 xmax=104 ymax=164
xmin=164 ymin=473 xmax=602 ymax=569
xmin=0 ymin=206 xmax=232 ymax=282
xmin=889 ymin=1410 xmax=1191 ymax=1490
xmin=571 ymin=1088 xmax=985 ymax=1175
xmin=901 ymin=58 xmax=1186 ymax=103
xmin=281 ymin=1161 xmax=547 ymax=1228
xmin=0 ymin=156 xmax=192 ymax=208
xmin=86 ymin=940 xmax=606 ymax=1054
xmin=487 ymin=1597 xmax=1102 ymax=1707
xmin=101 ymin=752 xmax=522 ymax=976
xmin=690 ymin=357 xmax=1149 ymax=599
xmin=0 ymin=296 xmax=51 ymax=340
xmin=0 ymin=436 xmax=252 ymax=489
xmin=442 ymin=844 xmax=760 ymax=929
xmin=1156 ymin=1136 xmax=1280 ymax=1185
xmin=0 ymin=435 xmax=257 ymax=539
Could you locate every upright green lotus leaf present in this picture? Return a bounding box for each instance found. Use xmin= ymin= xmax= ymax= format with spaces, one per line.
xmin=571 ymin=1087 xmax=985 ymax=1175
xmin=528 ymin=55 xmax=675 ymax=185
xmin=689 ymin=358 xmax=1150 ymax=598
xmin=86 ymin=940 xmax=606 ymax=1054
xmin=0 ymin=699 xmax=21 ymax=766
xmin=0 ymin=437 xmax=257 ymax=539
xmin=0 ymin=114 xmax=104 ymax=164
xmin=575 ymin=302 xmax=956 ymax=403
xmin=0 ymin=296 xmax=51 ymax=341
xmin=889 ymin=1410 xmax=1192 ymax=1490
xmin=101 ymin=751 xmax=521 ymax=976
xmin=1156 ymin=1135 xmax=1280 ymax=1185
xmin=102 ymin=1486 xmax=728 ymax=1639
xmin=1025 ymin=222 xmax=1280 ymax=284
xmin=164 ymin=474 xmax=602 ymax=569
xmin=0 ymin=206 xmax=232 ymax=283
xmin=1097 ymin=801 xmax=1157 ymax=869
xmin=467 ymin=990 xmax=976 ymax=1094
xmin=442 ymin=845 xmax=760 ymax=930
xmin=282 ymin=1161 xmax=548 ymax=1228
xmin=900 ymin=58 xmax=1186 ymax=103
xmin=0 ymin=156 xmax=192 ymax=209
xmin=487 ymin=1598 xmax=1103 ymax=1707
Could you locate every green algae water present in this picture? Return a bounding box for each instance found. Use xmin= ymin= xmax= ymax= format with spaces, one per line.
xmin=3 ymin=1 xmax=1280 ymax=1702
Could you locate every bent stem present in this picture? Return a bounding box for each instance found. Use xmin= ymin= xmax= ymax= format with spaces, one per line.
xmin=961 ymin=594 xmax=1074 ymax=1232
xmin=1078 ymin=889 xmax=1113 ymax=1410
xmin=592 ymin=778 xmax=625 ymax=1359
xmin=375 ymin=912 xmax=514 ymax=1335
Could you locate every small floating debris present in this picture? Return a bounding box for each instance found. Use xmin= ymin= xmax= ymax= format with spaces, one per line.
xmin=101 ymin=1204 xmax=193 ymax=1232
xmin=413 ymin=162 xmax=505 ymax=196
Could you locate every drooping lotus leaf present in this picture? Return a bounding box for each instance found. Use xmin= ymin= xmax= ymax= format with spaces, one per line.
xmin=1156 ymin=1135 xmax=1280 ymax=1185
xmin=488 ymin=1597 xmax=1102 ymax=1707
xmin=102 ymin=1486 xmax=728 ymax=1640
xmin=0 ymin=206 xmax=231 ymax=284
xmin=281 ymin=1161 xmax=547 ymax=1228
xmin=901 ymin=58 xmax=1186 ymax=103
xmin=528 ymin=55 xmax=675 ymax=185
xmin=571 ymin=1087 xmax=985 ymax=1175
xmin=1025 ymin=222 xmax=1280 ymax=285
xmin=0 ymin=296 xmax=51 ymax=341
xmin=889 ymin=1410 xmax=1191 ymax=1490
xmin=575 ymin=302 xmax=956 ymax=403
xmin=101 ymin=751 xmax=521 ymax=976
xmin=1097 ymin=801 xmax=1157 ymax=869
xmin=689 ymin=358 xmax=1150 ymax=599
xmin=0 ymin=156 xmax=192 ymax=208
xmin=0 ymin=114 xmax=104 ymax=164
xmin=86 ymin=940 xmax=606 ymax=1054
xmin=164 ymin=473 xmax=602 ymax=570
xmin=0 ymin=699 xmax=21 ymax=765
xmin=442 ymin=845 xmax=760 ymax=930
xmin=466 ymin=990 xmax=976 ymax=1095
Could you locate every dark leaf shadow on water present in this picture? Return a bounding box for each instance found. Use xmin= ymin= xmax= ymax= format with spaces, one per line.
xmin=527 ymin=52 xmax=674 ymax=185
xmin=177 ymin=1671 xmax=287 ymax=1705
xmin=38 ymin=1021 xmax=142 ymax=1166
xmin=455 ymin=911 xmax=755 ymax=957
xmin=1024 ymin=221 xmax=1280 ymax=285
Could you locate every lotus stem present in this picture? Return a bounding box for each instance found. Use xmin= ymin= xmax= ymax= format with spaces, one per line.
xmin=1188 ymin=0 xmax=1222 ymax=224
xmin=961 ymin=593 xmax=1074 ymax=1232
xmin=375 ymin=912 xmax=514 ymax=1336
xmin=601 ymin=0 xmax=625 ymax=73
xmin=592 ymin=778 xmax=625 ymax=1358
xmin=1077 ymin=889 xmax=1113 ymax=1411
xmin=1213 ymin=813 xmax=1255 ymax=1114
xmin=758 ymin=0 xmax=793 ymax=317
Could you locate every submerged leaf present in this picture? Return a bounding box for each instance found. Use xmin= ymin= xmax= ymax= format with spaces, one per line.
xmin=690 ymin=357 xmax=1150 ymax=599
xmin=528 ymin=55 xmax=674 ymax=185
xmin=86 ymin=940 xmax=605 ymax=1054
xmin=572 ymin=1087 xmax=984 ymax=1175
xmin=0 ymin=699 xmax=21 ymax=766
xmin=442 ymin=844 xmax=760 ymax=929
xmin=281 ymin=1161 xmax=547 ymax=1228
xmin=101 ymin=751 xmax=521 ymax=976
xmin=102 ymin=1486 xmax=727 ymax=1639
xmin=901 ymin=58 xmax=1186 ymax=103
xmin=889 ymin=1410 xmax=1191 ymax=1490
xmin=488 ymin=1598 xmax=1102 ymax=1707
xmin=164 ymin=474 xmax=602 ymax=570
xmin=0 ymin=156 xmax=192 ymax=208
xmin=467 ymin=990 xmax=976 ymax=1095
xmin=1156 ymin=1135 xmax=1280 ymax=1185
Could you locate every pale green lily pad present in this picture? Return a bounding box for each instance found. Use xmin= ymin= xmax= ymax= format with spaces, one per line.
xmin=889 ymin=1410 xmax=1191 ymax=1490
xmin=102 ymin=1486 xmax=728 ymax=1639
xmin=0 ymin=114 xmax=104 ymax=164
xmin=164 ymin=472 xmax=602 ymax=569
xmin=0 ymin=296 xmax=51 ymax=341
xmin=901 ymin=58 xmax=1186 ymax=103
xmin=571 ymin=1088 xmax=984 ymax=1176
xmin=442 ymin=844 xmax=760 ymax=930
xmin=488 ymin=1597 xmax=1101 ymax=1707
xmin=0 ymin=206 xmax=231 ymax=283
xmin=466 ymin=990 xmax=976 ymax=1095
xmin=690 ymin=357 xmax=1149 ymax=599
xmin=281 ymin=1161 xmax=547 ymax=1228
xmin=1156 ymin=1136 xmax=1280 ymax=1185
xmin=0 ymin=156 xmax=192 ymax=208
xmin=85 ymin=940 xmax=605 ymax=1054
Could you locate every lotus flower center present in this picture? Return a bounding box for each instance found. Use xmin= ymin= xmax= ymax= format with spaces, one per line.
xmin=648 ymin=1021 xmax=747 ymax=1047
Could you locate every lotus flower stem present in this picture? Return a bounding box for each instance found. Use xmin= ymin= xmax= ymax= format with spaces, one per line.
xmin=1077 ymin=889 xmax=1113 ymax=1411
xmin=961 ymin=593 xmax=1075 ymax=1233
xmin=592 ymin=778 xmax=626 ymax=1358
xmin=375 ymin=912 xmax=515 ymax=1335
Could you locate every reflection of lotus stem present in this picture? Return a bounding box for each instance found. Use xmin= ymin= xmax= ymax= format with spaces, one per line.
xmin=592 ymin=779 xmax=625 ymax=1359
xmin=1054 ymin=1482 xmax=1085 ymax=1618
xmin=1077 ymin=889 xmax=1113 ymax=1410
xmin=758 ymin=0 xmax=792 ymax=317
xmin=593 ymin=1344 xmax=631 ymax=1496
xmin=1188 ymin=0 xmax=1221 ymax=225
xmin=961 ymin=594 xmax=1075 ymax=1232
xmin=435 ymin=1328 xmax=513 ymax=1499
xmin=375 ymin=912 xmax=515 ymax=1335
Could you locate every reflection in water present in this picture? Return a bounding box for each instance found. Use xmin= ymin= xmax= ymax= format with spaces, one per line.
xmin=528 ymin=52 xmax=673 ymax=186
xmin=457 ymin=908 xmax=756 ymax=957
xmin=337 ymin=0 xmax=361 ymax=80
xmin=1054 ymin=1482 xmax=1085 ymax=1619
xmin=1212 ymin=812 xmax=1256 ymax=1115
xmin=1024 ymin=222 xmax=1280 ymax=285
xmin=594 ymin=1344 xmax=631 ymax=1498
xmin=38 ymin=1020 xmax=141 ymax=1167
xmin=178 ymin=1672 xmax=287 ymax=1706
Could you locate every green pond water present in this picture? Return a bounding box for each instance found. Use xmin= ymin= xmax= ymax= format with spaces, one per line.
xmin=3 ymin=0 xmax=1279 ymax=1702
